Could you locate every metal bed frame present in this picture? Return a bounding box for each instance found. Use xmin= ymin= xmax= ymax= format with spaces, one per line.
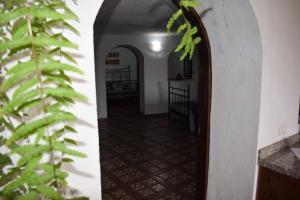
xmin=106 ymin=66 xmax=138 ymax=100
xmin=168 ymin=82 xmax=191 ymax=125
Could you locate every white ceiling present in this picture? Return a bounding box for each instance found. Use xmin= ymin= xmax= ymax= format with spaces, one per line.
xmin=94 ymin=0 xmax=183 ymax=35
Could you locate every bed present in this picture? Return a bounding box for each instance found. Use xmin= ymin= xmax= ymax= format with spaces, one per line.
xmin=106 ymin=66 xmax=138 ymax=103
xmin=168 ymin=82 xmax=198 ymax=132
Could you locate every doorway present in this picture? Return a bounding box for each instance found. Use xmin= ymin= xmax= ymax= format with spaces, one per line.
xmin=104 ymin=45 xmax=143 ymax=115
xmin=94 ymin=0 xmax=211 ymax=199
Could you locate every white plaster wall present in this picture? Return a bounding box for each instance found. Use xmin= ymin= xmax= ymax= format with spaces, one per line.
xmin=250 ymin=0 xmax=300 ymax=149
xmin=63 ymin=1 xmax=103 ymax=199
xmin=197 ymin=0 xmax=262 ymax=200
xmin=249 ymin=1 xmax=300 ymax=199
xmin=94 ymin=33 xmax=182 ymax=118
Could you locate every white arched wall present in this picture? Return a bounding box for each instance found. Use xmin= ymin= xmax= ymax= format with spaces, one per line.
xmin=64 ymin=1 xmax=103 ymax=199
xmin=68 ymin=0 xmax=262 ymax=199
xmin=197 ymin=0 xmax=262 ymax=199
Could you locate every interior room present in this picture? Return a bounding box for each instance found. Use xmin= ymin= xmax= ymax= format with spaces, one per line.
xmin=93 ymin=0 xmax=209 ymax=199
xmin=2 ymin=0 xmax=300 ymax=199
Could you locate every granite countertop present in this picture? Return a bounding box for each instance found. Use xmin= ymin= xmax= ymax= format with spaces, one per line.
xmin=259 ymin=142 xmax=300 ymax=181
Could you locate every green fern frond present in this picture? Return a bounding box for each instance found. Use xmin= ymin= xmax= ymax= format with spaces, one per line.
xmin=36 ymin=185 xmax=64 ymax=200
xmin=17 ymin=191 xmax=38 ymax=200
xmin=52 ymin=140 xmax=87 ymax=158
xmin=167 ymin=9 xmax=183 ymax=32
xmin=6 ymin=112 xmax=76 ymax=146
xmin=170 ymin=0 xmax=202 ymax=60
xmin=3 ymin=156 xmax=41 ymax=195
xmin=180 ymin=0 xmax=201 ymax=8
xmin=0 ymin=7 xmax=27 ymax=25
xmin=176 ymin=23 xmax=187 ymax=34
xmin=12 ymin=78 xmax=39 ymax=99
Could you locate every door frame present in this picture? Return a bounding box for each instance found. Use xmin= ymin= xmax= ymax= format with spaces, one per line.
xmin=172 ymin=1 xmax=212 ymax=199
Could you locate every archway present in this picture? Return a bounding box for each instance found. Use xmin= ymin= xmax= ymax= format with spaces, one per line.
xmin=93 ymin=0 xmax=212 ymax=199
xmin=104 ymin=45 xmax=145 ymax=114
xmin=61 ymin=0 xmax=263 ymax=199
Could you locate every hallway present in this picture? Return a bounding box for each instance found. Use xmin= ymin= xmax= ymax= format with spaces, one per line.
xmin=99 ymin=105 xmax=198 ymax=200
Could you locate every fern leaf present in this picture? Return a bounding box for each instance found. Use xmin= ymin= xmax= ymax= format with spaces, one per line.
xmin=44 ymin=76 xmax=72 ymax=88
xmin=0 ymin=61 xmax=36 ymax=92
xmin=2 ymin=89 xmax=40 ymax=114
xmin=51 ymin=128 xmax=66 ymax=139
xmin=64 ymin=125 xmax=77 ymax=133
xmin=180 ymin=0 xmax=201 ymax=8
xmin=2 ymin=61 xmax=83 ymax=92
xmin=6 ymin=112 xmax=76 ymax=146
xmin=36 ymin=185 xmax=64 ymax=200
xmin=190 ymin=26 xmax=198 ymax=35
xmin=43 ymin=87 xmax=87 ymax=101
xmin=64 ymin=138 xmax=78 ymax=146
xmin=1 ymin=118 xmax=15 ymax=131
xmin=35 ymin=128 xmax=46 ymax=144
xmin=68 ymin=197 xmax=89 ymax=200
xmin=194 ymin=37 xmax=202 ymax=45
xmin=0 ymin=37 xmax=31 ymax=53
xmin=12 ymin=78 xmax=39 ymax=99
xmin=189 ymin=43 xmax=196 ymax=60
xmin=40 ymin=61 xmax=83 ymax=74
xmin=17 ymin=191 xmax=38 ymax=200
xmin=29 ymin=164 xmax=68 ymax=186
xmin=12 ymin=20 xmax=28 ymax=39
xmin=46 ymin=103 xmax=63 ymax=113
xmin=41 ymin=164 xmax=68 ymax=180
xmin=46 ymin=20 xmax=80 ymax=36
xmin=14 ymin=145 xmax=49 ymax=167
xmin=62 ymin=158 xmax=74 ymax=163
xmin=43 ymin=71 xmax=72 ymax=84
xmin=16 ymin=98 xmax=43 ymax=112
xmin=29 ymin=5 xmax=78 ymax=21
xmin=3 ymin=156 xmax=41 ymax=195
xmin=0 ymin=168 xmax=22 ymax=187
xmin=167 ymin=9 xmax=183 ymax=32
xmin=0 ymin=154 xmax=12 ymax=169
xmin=180 ymin=50 xmax=189 ymax=61
xmin=176 ymin=23 xmax=187 ymax=34
xmin=0 ymin=7 xmax=27 ymax=25
xmin=33 ymin=35 xmax=78 ymax=49
xmin=175 ymin=30 xmax=189 ymax=52
xmin=61 ymin=51 xmax=78 ymax=64
xmin=52 ymin=141 xmax=86 ymax=158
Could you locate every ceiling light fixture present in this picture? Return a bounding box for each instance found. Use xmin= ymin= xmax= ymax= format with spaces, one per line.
xmin=151 ymin=40 xmax=162 ymax=52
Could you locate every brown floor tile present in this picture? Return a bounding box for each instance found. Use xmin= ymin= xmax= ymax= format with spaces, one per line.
xmin=99 ymin=104 xmax=198 ymax=200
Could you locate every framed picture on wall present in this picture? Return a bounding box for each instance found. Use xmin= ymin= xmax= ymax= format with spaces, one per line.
xmin=106 ymin=52 xmax=120 ymax=65
xmin=105 ymin=59 xmax=120 ymax=65
xmin=107 ymin=52 xmax=119 ymax=58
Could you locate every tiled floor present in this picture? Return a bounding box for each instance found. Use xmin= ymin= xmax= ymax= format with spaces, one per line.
xmin=99 ymin=105 xmax=198 ymax=200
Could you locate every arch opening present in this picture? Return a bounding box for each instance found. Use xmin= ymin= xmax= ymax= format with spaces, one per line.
xmin=104 ymin=45 xmax=145 ymax=114
xmin=93 ymin=1 xmax=212 ymax=200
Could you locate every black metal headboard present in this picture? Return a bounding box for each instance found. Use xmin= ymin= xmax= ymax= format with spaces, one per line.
xmin=106 ymin=66 xmax=131 ymax=82
xmin=168 ymin=82 xmax=190 ymax=124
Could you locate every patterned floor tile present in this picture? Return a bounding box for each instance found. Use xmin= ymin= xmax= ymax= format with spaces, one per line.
xmin=100 ymin=104 xmax=198 ymax=199
xmin=113 ymin=168 xmax=145 ymax=183
xmin=103 ymin=189 xmax=134 ymax=200
xmin=157 ymin=169 xmax=191 ymax=185
xmin=102 ymin=157 xmax=127 ymax=171
xmin=158 ymin=192 xmax=188 ymax=200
